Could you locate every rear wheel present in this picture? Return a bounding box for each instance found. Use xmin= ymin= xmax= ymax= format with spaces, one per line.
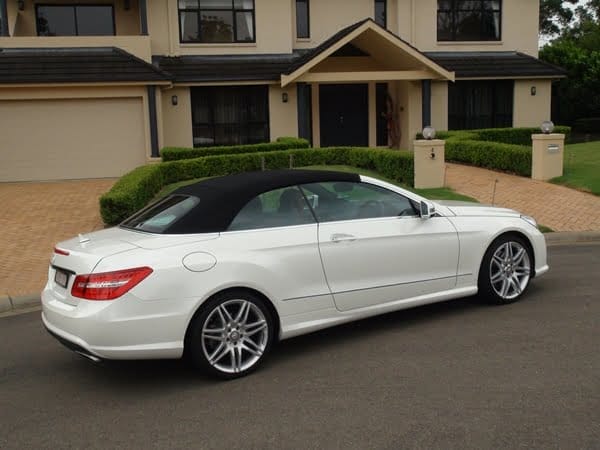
xmin=478 ymin=235 xmax=532 ymax=304
xmin=187 ymin=290 xmax=274 ymax=379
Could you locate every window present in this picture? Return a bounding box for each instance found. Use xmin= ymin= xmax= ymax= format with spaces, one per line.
xmin=374 ymin=0 xmax=386 ymax=28
xmin=191 ymin=86 xmax=269 ymax=147
xmin=36 ymin=5 xmax=115 ymax=36
xmin=296 ymin=0 xmax=309 ymax=38
xmin=179 ymin=0 xmax=255 ymax=43
xmin=228 ymin=187 xmax=315 ymax=231
xmin=299 ymin=182 xmax=417 ymax=223
xmin=437 ymin=0 xmax=501 ymax=41
xmin=448 ymin=80 xmax=513 ymax=129
xmin=121 ymin=195 xmax=200 ymax=234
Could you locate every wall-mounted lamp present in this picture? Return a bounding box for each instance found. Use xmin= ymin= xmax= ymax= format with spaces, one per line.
xmin=282 ymin=92 xmax=288 ymax=103
xmin=531 ymin=86 xmax=537 ymax=96
xmin=17 ymin=0 xmax=25 ymax=11
xmin=171 ymin=95 xmax=178 ymax=106
xmin=124 ymin=0 xmax=131 ymax=11
xmin=541 ymin=120 xmax=554 ymax=134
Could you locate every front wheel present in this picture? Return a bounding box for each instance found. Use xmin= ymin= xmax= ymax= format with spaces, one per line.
xmin=187 ymin=290 xmax=274 ymax=379
xmin=478 ymin=235 xmax=533 ymax=304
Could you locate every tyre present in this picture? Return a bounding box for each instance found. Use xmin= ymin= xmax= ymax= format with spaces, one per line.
xmin=187 ymin=290 xmax=274 ymax=379
xmin=478 ymin=234 xmax=533 ymax=304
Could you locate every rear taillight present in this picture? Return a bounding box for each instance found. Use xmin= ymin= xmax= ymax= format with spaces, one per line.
xmin=54 ymin=247 xmax=69 ymax=256
xmin=71 ymin=267 xmax=153 ymax=301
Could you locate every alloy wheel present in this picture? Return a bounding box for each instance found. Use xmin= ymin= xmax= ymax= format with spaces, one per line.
xmin=201 ymin=299 xmax=269 ymax=374
xmin=489 ymin=241 xmax=531 ymax=301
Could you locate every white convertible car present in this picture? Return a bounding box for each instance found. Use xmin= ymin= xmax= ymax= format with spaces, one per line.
xmin=42 ymin=169 xmax=548 ymax=378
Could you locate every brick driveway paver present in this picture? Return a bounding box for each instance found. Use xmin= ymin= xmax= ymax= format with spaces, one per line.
xmin=445 ymin=163 xmax=600 ymax=232
xmin=0 ymin=179 xmax=115 ymax=298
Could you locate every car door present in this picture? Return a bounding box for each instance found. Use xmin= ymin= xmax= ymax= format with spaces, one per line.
xmin=300 ymin=181 xmax=459 ymax=312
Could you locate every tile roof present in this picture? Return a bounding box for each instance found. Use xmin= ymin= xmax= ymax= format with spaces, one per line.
xmin=0 ymin=47 xmax=171 ymax=84
xmin=156 ymin=53 xmax=304 ymax=83
xmin=425 ymin=51 xmax=567 ymax=78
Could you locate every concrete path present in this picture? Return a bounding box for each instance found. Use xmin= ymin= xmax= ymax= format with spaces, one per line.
xmin=446 ymin=163 xmax=600 ymax=232
xmin=0 ymin=179 xmax=115 ymax=298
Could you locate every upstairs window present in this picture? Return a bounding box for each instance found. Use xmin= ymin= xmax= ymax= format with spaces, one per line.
xmin=437 ymin=0 xmax=501 ymax=41
xmin=296 ymin=0 xmax=309 ymax=38
xmin=374 ymin=0 xmax=386 ymax=28
xmin=36 ymin=5 xmax=115 ymax=36
xmin=179 ymin=0 xmax=255 ymax=43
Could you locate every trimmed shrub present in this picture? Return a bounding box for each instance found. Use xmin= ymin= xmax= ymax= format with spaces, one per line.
xmin=445 ymin=139 xmax=532 ymax=176
xmin=160 ymin=137 xmax=310 ymax=161
xmin=474 ymin=126 xmax=571 ymax=146
xmin=100 ymin=147 xmax=414 ymax=225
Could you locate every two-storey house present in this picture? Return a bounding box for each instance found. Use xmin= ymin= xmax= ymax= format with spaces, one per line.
xmin=0 ymin=0 xmax=565 ymax=182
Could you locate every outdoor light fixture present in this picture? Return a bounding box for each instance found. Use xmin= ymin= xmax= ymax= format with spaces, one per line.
xmin=171 ymin=95 xmax=178 ymax=106
xmin=422 ymin=126 xmax=436 ymax=140
xmin=531 ymin=86 xmax=536 ymax=96
xmin=17 ymin=0 xmax=25 ymax=11
xmin=282 ymin=92 xmax=289 ymax=103
xmin=541 ymin=120 xmax=554 ymax=134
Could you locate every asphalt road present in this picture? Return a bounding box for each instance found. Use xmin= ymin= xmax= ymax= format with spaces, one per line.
xmin=1 ymin=244 xmax=599 ymax=450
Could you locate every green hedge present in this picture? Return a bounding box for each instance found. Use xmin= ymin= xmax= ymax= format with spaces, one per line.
xmin=445 ymin=139 xmax=532 ymax=176
xmin=160 ymin=137 xmax=310 ymax=161
xmin=100 ymin=147 xmax=414 ymax=225
xmin=415 ymin=126 xmax=571 ymax=176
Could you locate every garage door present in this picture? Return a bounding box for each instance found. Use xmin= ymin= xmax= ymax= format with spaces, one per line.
xmin=0 ymin=97 xmax=147 ymax=182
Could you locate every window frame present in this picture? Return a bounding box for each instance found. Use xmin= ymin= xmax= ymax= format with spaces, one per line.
xmin=190 ymin=85 xmax=270 ymax=148
xmin=226 ymin=186 xmax=317 ymax=232
xmin=299 ymin=181 xmax=419 ymax=224
xmin=35 ymin=4 xmax=116 ymax=37
xmin=295 ymin=0 xmax=310 ymax=39
xmin=437 ymin=0 xmax=502 ymax=42
xmin=448 ymin=80 xmax=514 ymax=130
xmin=374 ymin=0 xmax=387 ymax=28
xmin=178 ymin=0 xmax=256 ymax=44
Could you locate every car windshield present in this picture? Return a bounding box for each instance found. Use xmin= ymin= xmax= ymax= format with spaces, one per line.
xmin=120 ymin=195 xmax=200 ymax=233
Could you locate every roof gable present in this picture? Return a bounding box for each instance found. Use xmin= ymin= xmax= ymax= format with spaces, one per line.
xmin=282 ymin=19 xmax=455 ymax=87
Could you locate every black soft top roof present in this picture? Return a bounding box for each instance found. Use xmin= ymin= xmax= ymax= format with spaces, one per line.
xmin=168 ymin=169 xmax=360 ymax=233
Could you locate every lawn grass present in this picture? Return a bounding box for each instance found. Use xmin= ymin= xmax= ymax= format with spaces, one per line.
xmin=551 ymin=141 xmax=600 ymax=195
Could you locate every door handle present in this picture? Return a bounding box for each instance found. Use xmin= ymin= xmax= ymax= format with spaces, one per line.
xmin=331 ymin=233 xmax=356 ymax=243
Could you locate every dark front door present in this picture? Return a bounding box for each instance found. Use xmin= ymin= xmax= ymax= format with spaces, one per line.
xmin=319 ymin=84 xmax=368 ymax=147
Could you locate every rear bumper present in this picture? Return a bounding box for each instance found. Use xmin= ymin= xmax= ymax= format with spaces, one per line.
xmin=41 ymin=286 xmax=195 ymax=360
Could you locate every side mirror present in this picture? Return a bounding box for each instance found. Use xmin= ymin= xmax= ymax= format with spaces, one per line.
xmin=420 ymin=201 xmax=435 ymax=219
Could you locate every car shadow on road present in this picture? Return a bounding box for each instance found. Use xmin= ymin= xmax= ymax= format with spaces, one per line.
xmin=75 ymin=293 xmax=511 ymax=389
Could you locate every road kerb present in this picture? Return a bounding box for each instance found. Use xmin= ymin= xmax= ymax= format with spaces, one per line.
xmin=0 ymin=295 xmax=13 ymax=313
xmin=11 ymin=294 xmax=41 ymax=310
xmin=544 ymin=231 xmax=600 ymax=245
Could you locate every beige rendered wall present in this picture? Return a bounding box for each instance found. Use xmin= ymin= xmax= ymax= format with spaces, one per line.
xmin=148 ymin=0 xmax=293 ymax=56
xmin=269 ymin=85 xmax=298 ymax=140
xmin=0 ymin=86 xmax=149 ymax=182
xmin=293 ymin=0 xmax=372 ymax=49
xmin=12 ymin=0 xmax=141 ymax=36
xmin=431 ymin=81 xmax=448 ymax=131
xmin=410 ymin=0 xmax=540 ymax=57
xmin=160 ymin=87 xmax=193 ymax=149
xmin=513 ymin=79 xmax=552 ymax=128
xmin=392 ymin=80 xmax=422 ymax=150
